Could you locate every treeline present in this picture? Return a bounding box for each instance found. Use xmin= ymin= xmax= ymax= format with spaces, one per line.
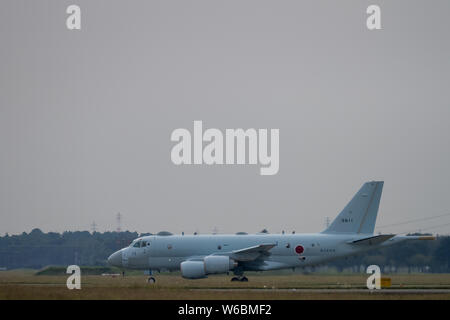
xmin=0 ymin=229 xmax=449 ymax=272
xmin=0 ymin=228 xmax=145 ymax=269
xmin=330 ymin=234 xmax=450 ymax=273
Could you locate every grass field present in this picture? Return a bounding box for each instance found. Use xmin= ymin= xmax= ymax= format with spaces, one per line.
xmin=1 ymin=270 xmax=450 ymax=300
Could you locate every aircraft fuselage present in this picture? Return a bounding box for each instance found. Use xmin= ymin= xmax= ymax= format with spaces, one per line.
xmin=108 ymin=232 xmax=405 ymax=272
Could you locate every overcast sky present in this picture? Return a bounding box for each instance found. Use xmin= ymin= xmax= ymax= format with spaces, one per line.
xmin=1 ymin=1 xmax=450 ymax=236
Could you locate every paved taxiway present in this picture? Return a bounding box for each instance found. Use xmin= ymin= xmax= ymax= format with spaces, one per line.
xmin=193 ymin=288 xmax=450 ymax=294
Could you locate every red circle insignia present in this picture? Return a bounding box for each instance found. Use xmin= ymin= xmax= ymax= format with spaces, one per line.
xmin=295 ymin=245 xmax=304 ymax=254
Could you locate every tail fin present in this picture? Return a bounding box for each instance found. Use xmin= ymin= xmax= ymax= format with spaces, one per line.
xmin=322 ymin=181 xmax=384 ymax=234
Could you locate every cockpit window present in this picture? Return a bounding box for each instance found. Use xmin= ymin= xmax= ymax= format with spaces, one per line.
xmin=130 ymin=239 xmax=149 ymax=248
xmin=143 ymin=241 xmax=151 ymax=247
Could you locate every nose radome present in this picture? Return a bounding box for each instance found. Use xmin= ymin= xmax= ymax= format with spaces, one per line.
xmin=107 ymin=250 xmax=123 ymax=267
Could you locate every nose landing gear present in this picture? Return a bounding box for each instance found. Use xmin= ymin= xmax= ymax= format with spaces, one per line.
xmin=146 ymin=270 xmax=156 ymax=284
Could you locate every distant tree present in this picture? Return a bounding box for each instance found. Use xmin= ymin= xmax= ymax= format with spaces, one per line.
xmin=434 ymin=237 xmax=450 ymax=272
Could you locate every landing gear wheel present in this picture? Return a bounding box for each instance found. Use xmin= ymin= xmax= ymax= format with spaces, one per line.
xmin=147 ymin=276 xmax=156 ymax=284
xmin=231 ymin=276 xmax=248 ymax=282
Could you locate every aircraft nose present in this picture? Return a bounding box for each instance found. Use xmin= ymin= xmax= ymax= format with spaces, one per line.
xmin=107 ymin=250 xmax=123 ymax=267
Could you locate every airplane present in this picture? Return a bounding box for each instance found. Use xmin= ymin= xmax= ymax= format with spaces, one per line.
xmin=107 ymin=181 xmax=435 ymax=283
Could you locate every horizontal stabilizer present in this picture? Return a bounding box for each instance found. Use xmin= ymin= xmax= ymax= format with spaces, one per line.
xmin=348 ymin=234 xmax=395 ymax=246
xmin=391 ymin=235 xmax=436 ymax=241
xmin=415 ymin=236 xmax=436 ymax=240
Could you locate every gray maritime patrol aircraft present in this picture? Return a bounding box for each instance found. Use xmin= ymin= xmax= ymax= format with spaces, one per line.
xmin=107 ymin=181 xmax=434 ymax=283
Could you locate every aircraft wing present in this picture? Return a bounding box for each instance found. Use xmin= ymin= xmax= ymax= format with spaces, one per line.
xmin=347 ymin=234 xmax=396 ymax=246
xmin=229 ymin=243 xmax=276 ymax=262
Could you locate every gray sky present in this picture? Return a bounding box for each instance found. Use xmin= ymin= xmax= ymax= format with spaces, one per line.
xmin=1 ymin=1 xmax=450 ymax=236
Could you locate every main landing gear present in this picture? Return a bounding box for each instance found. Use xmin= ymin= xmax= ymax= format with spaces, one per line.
xmin=231 ymin=267 xmax=248 ymax=282
xmin=231 ymin=276 xmax=248 ymax=282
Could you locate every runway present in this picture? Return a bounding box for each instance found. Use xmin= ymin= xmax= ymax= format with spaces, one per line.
xmin=1 ymin=272 xmax=450 ymax=299
xmin=193 ymin=288 xmax=450 ymax=294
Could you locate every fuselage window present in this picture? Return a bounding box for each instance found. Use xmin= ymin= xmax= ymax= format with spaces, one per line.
xmin=286 ymin=243 xmax=290 ymax=248
xmin=133 ymin=242 xmax=140 ymax=248
xmin=217 ymin=245 xmax=222 ymax=250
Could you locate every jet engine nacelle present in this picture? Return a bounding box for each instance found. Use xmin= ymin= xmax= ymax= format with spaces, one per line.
xmin=180 ymin=261 xmax=206 ymax=279
xmin=204 ymin=255 xmax=236 ymax=274
xmin=180 ymin=256 xmax=237 ymax=279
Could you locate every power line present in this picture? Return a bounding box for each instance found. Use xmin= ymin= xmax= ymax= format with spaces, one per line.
xmin=398 ymin=221 xmax=450 ymax=235
xmin=116 ymin=212 xmax=122 ymax=232
xmin=376 ymin=212 xmax=450 ymax=229
xmin=325 ymin=217 xmax=330 ymax=228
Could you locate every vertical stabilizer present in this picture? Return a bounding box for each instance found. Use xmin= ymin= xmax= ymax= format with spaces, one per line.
xmin=322 ymin=181 xmax=384 ymax=234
